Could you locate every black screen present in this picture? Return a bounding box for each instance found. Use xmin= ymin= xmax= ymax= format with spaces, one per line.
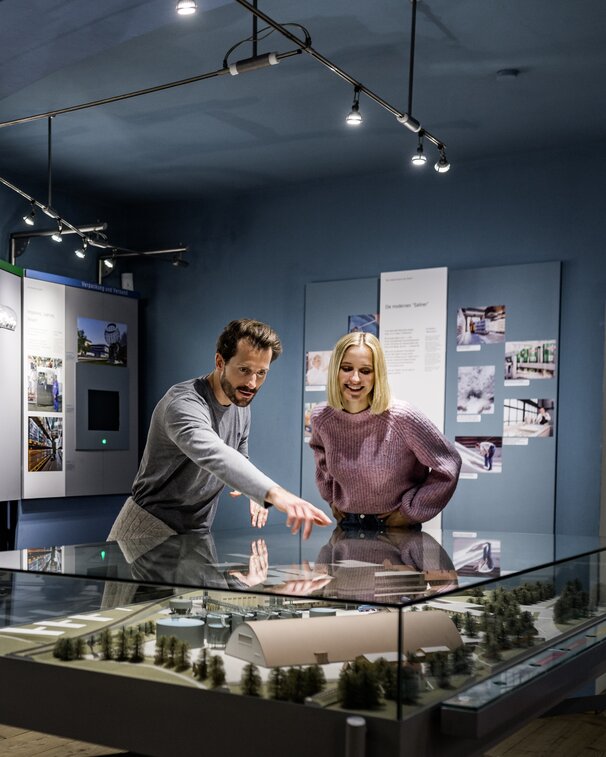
xmin=88 ymin=390 xmax=120 ymax=431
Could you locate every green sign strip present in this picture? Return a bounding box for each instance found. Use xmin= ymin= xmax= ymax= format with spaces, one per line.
xmin=0 ymin=259 xmax=23 ymax=276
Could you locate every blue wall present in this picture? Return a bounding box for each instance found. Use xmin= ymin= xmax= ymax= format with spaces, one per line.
xmin=123 ymin=144 xmax=606 ymax=536
xmin=3 ymin=143 xmax=605 ymax=542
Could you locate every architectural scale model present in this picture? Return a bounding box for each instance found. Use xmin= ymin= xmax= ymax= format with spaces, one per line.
xmin=0 ymin=574 xmax=602 ymax=717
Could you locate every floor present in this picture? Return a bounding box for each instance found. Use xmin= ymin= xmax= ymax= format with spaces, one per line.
xmin=2 ymin=712 xmax=606 ymax=756
xmin=484 ymin=712 xmax=606 ymax=756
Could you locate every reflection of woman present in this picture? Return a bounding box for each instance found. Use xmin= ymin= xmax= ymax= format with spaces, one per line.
xmin=314 ymin=526 xmax=458 ymax=601
xmin=309 ymin=333 xmax=461 ymax=526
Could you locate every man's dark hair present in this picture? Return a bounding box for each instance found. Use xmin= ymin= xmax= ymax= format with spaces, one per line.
xmin=216 ymin=319 xmax=283 ymax=363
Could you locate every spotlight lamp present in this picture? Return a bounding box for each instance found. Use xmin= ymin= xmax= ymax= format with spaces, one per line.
xmin=434 ymin=146 xmax=451 ymax=174
xmin=22 ymin=203 xmax=36 ymax=226
xmin=74 ymin=239 xmax=88 ymax=259
xmin=411 ymin=132 xmax=427 ymax=166
xmin=103 ymin=257 xmax=115 ymax=270
xmin=346 ymin=87 xmax=362 ymax=126
xmin=176 ymin=0 xmax=197 ymax=15
xmin=51 ymin=223 xmax=63 ymax=243
xmin=171 ymin=252 xmax=189 ymax=267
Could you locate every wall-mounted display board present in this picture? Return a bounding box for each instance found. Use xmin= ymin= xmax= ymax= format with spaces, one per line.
xmin=0 ymin=260 xmax=23 ymax=500
xmin=22 ymin=270 xmax=138 ymax=499
xmin=443 ymin=261 xmax=560 ymax=533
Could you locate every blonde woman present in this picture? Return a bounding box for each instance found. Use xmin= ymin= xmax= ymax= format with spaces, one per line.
xmin=309 ymin=332 xmax=461 ymax=528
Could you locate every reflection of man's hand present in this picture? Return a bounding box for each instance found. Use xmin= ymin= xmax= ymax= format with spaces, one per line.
xmin=250 ymin=500 xmax=269 ymax=528
xmin=271 ymin=561 xmax=333 ymax=596
xmin=229 ymin=539 xmax=269 ymax=587
xmin=230 ymin=490 xmax=269 ymax=528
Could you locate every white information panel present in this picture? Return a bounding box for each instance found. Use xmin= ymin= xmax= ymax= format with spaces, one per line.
xmin=23 ymin=278 xmax=66 ymax=498
xmin=0 ymin=265 xmax=22 ymax=500
xmin=379 ymin=267 xmax=448 ymax=429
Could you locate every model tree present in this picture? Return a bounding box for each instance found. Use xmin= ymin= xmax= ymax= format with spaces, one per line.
xmin=433 ymin=652 xmax=452 ymax=689
xmin=241 ymin=663 xmax=262 ymax=696
xmin=154 ymin=636 xmax=168 ymax=666
xmin=115 ymin=626 xmax=131 ymax=662
xmin=338 ymin=659 xmax=382 ymax=710
xmin=452 ymin=645 xmax=473 ymax=675
xmin=52 ymin=638 xmax=75 ymax=661
xmin=100 ymin=628 xmax=114 ymax=661
xmin=268 ymin=667 xmax=288 ymax=700
xmin=73 ymin=636 xmax=85 ymax=660
xmin=209 ymin=655 xmax=226 ymax=688
xmin=400 ymin=665 xmax=420 ymax=705
xmin=285 ymin=667 xmax=306 ymax=704
xmin=374 ymin=658 xmax=397 ymax=701
xmin=463 ymin=612 xmax=478 ymax=637
xmin=175 ymin=640 xmax=191 ymax=672
xmin=130 ymin=630 xmax=145 ymax=663
xmin=483 ymin=630 xmax=502 ymax=662
xmin=303 ymin=664 xmax=326 ymax=698
xmin=193 ymin=647 xmax=209 ymax=681
xmin=166 ymin=636 xmax=178 ymax=668
xmin=86 ymin=635 xmax=97 ymax=657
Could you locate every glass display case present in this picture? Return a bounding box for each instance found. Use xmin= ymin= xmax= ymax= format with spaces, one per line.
xmin=1 ymin=525 xmax=606 ymax=757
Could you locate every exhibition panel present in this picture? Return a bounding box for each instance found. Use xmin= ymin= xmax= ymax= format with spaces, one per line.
xmin=0 ymin=260 xmax=22 ymax=501
xmin=1 ymin=268 xmax=139 ymax=501
xmin=0 ymin=527 xmax=605 ymax=755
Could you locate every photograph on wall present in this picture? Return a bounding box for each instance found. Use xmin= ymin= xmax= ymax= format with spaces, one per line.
xmin=348 ymin=313 xmax=379 ymax=337
xmin=504 ymin=340 xmax=556 ymax=381
xmin=27 ymin=416 xmax=63 ymax=472
xmin=453 ymin=537 xmax=501 ymax=578
xmin=456 ymin=305 xmax=505 ymax=347
xmin=303 ymin=402 xmax=320 ymax=442
xmin=455 ymin=435 xmax=503 ymax=474
xmin=503 ymin=398 xmax=554 ymax=438
xmin=457 ymin=365 xmax=495 ymax=415
xmin=27 ymin=356 xmax=63 ymax=413
xmin=77 ymin=317 xmax=128 ymax=366
xmin=305 ymin=350 xmax=331 ymax=390
xmin=24 ymin=546 xmax=63 ymax=573
xmin=0 ymin=303 xmax=17 ymax=331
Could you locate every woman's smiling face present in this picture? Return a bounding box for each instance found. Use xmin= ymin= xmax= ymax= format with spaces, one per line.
xmin=338 ymin=344 xmax=375 ymax=413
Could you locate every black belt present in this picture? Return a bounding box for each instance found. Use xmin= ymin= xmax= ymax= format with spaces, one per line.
xmin=340 ymin=513 xmax=387 ymax=532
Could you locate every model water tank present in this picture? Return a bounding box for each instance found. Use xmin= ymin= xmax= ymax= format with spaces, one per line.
xmin=156 ymin=617 xmax=204 ymax=647
xmin=170 ymin=598 xmax=193 ymax=615
xmin=309 ymin=607 xmax=336 ymax=618
xmin=206 ymin=622 xmax=231 ymax=649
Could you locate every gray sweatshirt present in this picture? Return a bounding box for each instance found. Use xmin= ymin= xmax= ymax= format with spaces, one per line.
xmin=132 ymin=376 xmax=276 ymax=532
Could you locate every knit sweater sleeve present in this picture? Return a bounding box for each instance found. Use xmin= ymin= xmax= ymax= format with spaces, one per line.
xmin=393 ymin=403 xmax=462 ymax=523
xmin=309 ymin=406 xmax=334 ymax=503
xmin=164 ymin=393 xmax=276 ymax=505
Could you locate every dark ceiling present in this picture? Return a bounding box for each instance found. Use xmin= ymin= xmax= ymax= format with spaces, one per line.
xmin=0 ymin=0 xmax=605 ymax=203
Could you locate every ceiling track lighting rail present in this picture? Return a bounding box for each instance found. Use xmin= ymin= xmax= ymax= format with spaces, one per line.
xmin=10 ymin=223 xmax=108 ymax=265
xmin=0 ymin=2 xmax=445 ymax=152
xmin=231 ymin=0 xmax=444 ymax=147
xmin=1 ymin=173 xmax=188 ymax=272
xmin=0 ymin=50 xmax=301 ymax=132
xmin=97 ymin=247 xmax=189 ymax=285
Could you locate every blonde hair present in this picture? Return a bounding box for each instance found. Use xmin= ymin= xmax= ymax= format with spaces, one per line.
xmin=326 ymin=332 xmax=391 ymax=414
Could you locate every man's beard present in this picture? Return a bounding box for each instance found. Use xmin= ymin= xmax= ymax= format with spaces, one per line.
xmin=220 ymin=371 xmax=257 ymax=407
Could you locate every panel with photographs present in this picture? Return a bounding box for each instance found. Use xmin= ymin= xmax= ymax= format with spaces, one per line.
xmin=445 ymin=262 xmax=560 ymax=534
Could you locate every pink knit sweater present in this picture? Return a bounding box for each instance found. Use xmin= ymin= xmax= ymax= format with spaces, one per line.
xmin=309 ymin=401 xmax=461 ymax=523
